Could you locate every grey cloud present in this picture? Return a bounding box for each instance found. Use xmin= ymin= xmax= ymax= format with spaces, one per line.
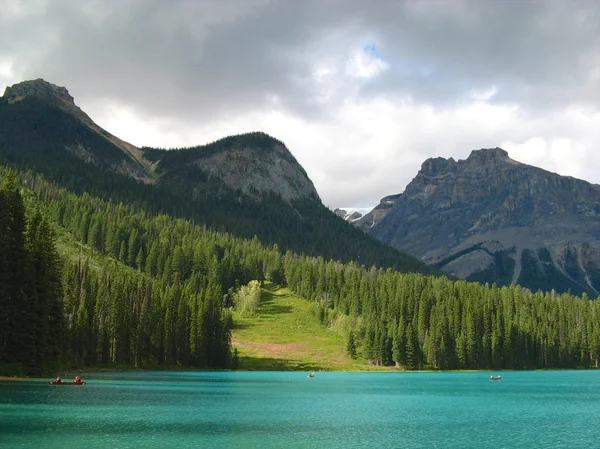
xmin=356 ymin=0 xmax=600 ymax=109
xmin=3 ymin=0 xmax=598 ymax=118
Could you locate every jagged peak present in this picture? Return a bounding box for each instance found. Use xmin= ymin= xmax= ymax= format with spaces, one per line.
xmin=420 ymin=148 xmax=521 ymax=178
xmin=3 ymin=78 xmax=92 ymax=124
xmin=3 ymin=78 xmax=153 ymax=178
xmin=419 ymin=156 xmax=457 ymax=177
xmin=4 ymin=78 xmax=74 ymax=105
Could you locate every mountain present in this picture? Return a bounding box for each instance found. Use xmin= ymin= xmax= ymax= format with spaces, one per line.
xmin=356 ymin=148 xmax=600 ymax=296
xmin=142 ymin=132 xmax=318 ymax=203
xmin=1 ymin=79 xmax=317 ymax=201
xmin=2 ymin=79 xmax=150 ymax=180
xmin=0 ymin=78 xmax=434 ymax=274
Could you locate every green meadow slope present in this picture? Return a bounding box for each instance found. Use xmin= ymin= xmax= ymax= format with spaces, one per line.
xmin=231 ymin=283 xmax=388 ymax=372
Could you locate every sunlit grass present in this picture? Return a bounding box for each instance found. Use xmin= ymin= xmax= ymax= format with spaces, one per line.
xmin=231 ymin=282 xmax=390 ymax=372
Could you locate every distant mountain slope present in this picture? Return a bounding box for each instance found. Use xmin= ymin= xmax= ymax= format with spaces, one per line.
xmin=0 ymin=78 xmax=435 ymax=275
xmin=356 ymin=148 xmax=600 ymax=296
xmin=342 ymin=194 xmax=403 ymax=233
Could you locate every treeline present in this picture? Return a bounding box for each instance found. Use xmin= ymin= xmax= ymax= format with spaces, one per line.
xmin=283 ymin=256 xmax=600 ymax=369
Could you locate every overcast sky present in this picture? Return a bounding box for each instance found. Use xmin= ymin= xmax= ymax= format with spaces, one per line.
xmin=2 ymin=0 xmax=600 ymax=209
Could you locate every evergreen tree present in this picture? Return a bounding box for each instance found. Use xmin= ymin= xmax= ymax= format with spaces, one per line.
xmin=346 ymin=331 xmax=357 ymax=359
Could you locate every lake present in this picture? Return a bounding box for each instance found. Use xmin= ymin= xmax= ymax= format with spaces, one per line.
xmin=1 ymin=370 xmax=600 ymax=448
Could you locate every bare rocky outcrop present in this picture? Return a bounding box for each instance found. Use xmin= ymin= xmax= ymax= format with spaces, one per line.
xmin=190 ymin=141 xmax=319 ymax=202
xmin=359 ymin=148 xmax=600 ymax=296
xmin=5 ymin=78 xmax=88 ymax=121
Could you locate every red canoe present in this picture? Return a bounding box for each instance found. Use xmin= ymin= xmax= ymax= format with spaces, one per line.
xmin=48 ymin=381 xmax=86 ymax=385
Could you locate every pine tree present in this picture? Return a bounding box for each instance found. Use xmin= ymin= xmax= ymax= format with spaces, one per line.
xmin=405 ymin=323 xmax=417 ymax=370
xmin=346 ymin=331 xmax=357 ymax=359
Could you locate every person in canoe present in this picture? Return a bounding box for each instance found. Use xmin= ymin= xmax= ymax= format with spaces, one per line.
xmin=49 ymin=376 xmax=85 ymax=385
xmin=49 ymin=376 xmax=64 ymax=385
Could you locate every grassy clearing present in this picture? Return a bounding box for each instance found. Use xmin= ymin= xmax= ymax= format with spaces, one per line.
xmin=231 ymin=283 xmax=390 ymax=372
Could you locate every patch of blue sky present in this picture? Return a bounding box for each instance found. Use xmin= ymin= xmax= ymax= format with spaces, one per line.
xmin=363 ymin=43 xmax=382 ymax=58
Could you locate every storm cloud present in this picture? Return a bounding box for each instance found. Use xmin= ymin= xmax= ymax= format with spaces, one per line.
xmin=2 ymin=0 xmax=600 ymax=208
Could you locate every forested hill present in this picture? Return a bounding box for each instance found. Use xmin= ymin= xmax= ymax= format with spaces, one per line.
xmin=0 ymin=80 xmax=435 ymax=275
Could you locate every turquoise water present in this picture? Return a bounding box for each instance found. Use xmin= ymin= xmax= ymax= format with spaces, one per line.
xmin=1 ymin=371 xmax=600 ymax=448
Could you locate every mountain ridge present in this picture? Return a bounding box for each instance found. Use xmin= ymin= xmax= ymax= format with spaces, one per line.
xmin=2 ymin=78 xmax=319 ymax=203
xmin=0 ymin=78 xmax=435 ymax=276
xmin=351 ymin=148 xmax=600 ymax=296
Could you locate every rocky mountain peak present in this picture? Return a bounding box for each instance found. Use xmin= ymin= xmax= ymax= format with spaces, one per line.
xmin=146 ymin=132 xmax=320 ymax=203
xmin=5 ymin=78 xmax=73 ymax=105
xmin=2 ymin=78 xmax=152 ymax=180
xmin=419 ymin=148 xmax=516 ymax=179
xmin=360 ymin=147 xmax=600 ymax=296
xmin=3 ymin=78 xmax=91 ymax=124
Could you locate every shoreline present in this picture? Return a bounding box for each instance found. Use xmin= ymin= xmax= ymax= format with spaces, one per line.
xmin=2 ymin=367 xmax=597 ymax=382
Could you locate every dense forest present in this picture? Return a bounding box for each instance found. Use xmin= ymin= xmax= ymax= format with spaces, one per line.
xmin=2 ymin=166 xmax=600 ymax=376
xmin=284 ymin=256 xmax=600 ymax=369
xmin=0 ymin=168 xmax=249 ymax=374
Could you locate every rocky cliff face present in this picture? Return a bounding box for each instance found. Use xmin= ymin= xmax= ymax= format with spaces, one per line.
xmin=364 ymin=148 xmax=600 ymax=296
xmin=189 ymin=136 xmax=318 ymax=202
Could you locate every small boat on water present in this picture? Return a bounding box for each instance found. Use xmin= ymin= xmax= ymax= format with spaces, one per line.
xmin=307 ymin=372 xmax=315 ymax=378
xmin=489 ymin=375 xmax=502 ymax=381
xmin=49 ymin=376 xmax=85 ymax=385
